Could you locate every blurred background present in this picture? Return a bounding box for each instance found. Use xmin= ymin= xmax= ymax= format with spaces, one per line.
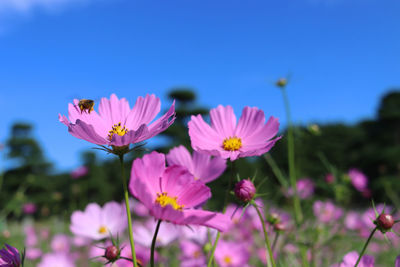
xmin=0 ymin=0 xmax=399 ymax=264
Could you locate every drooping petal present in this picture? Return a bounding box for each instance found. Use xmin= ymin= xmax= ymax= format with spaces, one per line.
xmin=192 ymin=151 xmax=226 ymax=183
xmin=66 ymin=119 xmax=108 ymax=145
xmin=166 ymin=146 xmax=195 ymax=174
xmin=125 ymin=94 xmax=161 ymax=131
xmin=180 ymin=209 xmax=230 ymax=232
xmin=210 ymin=105 xmax=237 ymax=137
xmin=110 ymin=124 xmax=149 ymax=147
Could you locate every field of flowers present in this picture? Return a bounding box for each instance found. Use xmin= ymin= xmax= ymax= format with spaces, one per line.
xmin=1 ymin=85 xmax=400 ymax=267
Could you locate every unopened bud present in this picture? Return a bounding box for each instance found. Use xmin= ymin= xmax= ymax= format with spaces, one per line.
xmin=375 ymin=213 xmax=394 ymax=232
xmin=274 ymin=222 xmax=286 ymax=232
xmin=105 ymin=245 xmax=120 ymax=262
xmin=234 ymin=179 xmax=256 ymax=203
xmin=275 ymin=78 xmax=287 ymax=88
xmin=267 ymin=213 xmax=281 ymax=225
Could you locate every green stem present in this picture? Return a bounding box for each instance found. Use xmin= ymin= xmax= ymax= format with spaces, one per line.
xmin=207 ymin=161 xmax=235 ymax=267
xmin=281 ymin=87 xmax=303 ymax=224
xmin=272 ymin=232 xmax=279 ymax=252
xmin=264 ymin=154 xmax=288 ymax=188
xmin=354 ymin=227 xmax=377 ymax=267
xmin=254 ymin=203 xmax=276 ymax=267
xmin=151 ymin=220 xmax=162 ymax=267
xmin=119 ymin=155 xmax=138 ymax=267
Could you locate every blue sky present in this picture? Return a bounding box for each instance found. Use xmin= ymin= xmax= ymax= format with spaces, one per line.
xmin=0 ymin=0 xmax=399 ymax=172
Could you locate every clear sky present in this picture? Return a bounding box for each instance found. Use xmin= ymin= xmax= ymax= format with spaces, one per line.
xmin=0 ymin=0 xmax=399 ymax=172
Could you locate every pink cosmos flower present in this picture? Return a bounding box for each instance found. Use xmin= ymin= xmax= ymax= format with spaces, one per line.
xmin=166 ymin=145 xmax=226 ymax=183
xmin=132 ymin=219 xmax=179 ymax=247
xmin=313 ymin=200 xmax=343 ymax=223
xmin=287 ymin=178 xmax=315 ymax=199
xmin=22 ymin=202 xmax=37 ymax=215
xmin=129 ymin=151 xmax=230 ymax=232
xmin=25 ymin=247 xmax=42 ymax=260
xmin=24 ymin=225 xmax=37 ymax=247
xmin=70 ymin=201 xmax=127 ymax=240
xmin=37 ymin=253 xmax=75 ymax=267
xmin=188 ymin=105 xmax=280 ymax=161
xmin=180 ymin=240 xmax=206 ymax=267
xmin=59 ymin=94 xmax=175 ymax=148
xmin=214 ymin=240 xmax=250 ymax=267
xmin=348 ymin=168 xmax=368 ymax=192
xmin=0 ymin=244 xmax=21 ymax=267
xmin=70 ymin=166 xmax=88 ymax=179
xmin=336 ymin=251 xmax=374 ymax=267
xmin=51 ymin=234 xmax=71 ymax=253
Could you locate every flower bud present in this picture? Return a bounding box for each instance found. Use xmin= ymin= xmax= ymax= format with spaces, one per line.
xmin=234 ymin=179 xmax=256 ymax=202
xmin=375 ymin=213 xmax=394 ymax=232
xmin=104 ymin=245 xmax=120 ymax=262
xmin=275 ymin=78 xmax=287 ymax=88
xmin=274 ymin=222 xmax=286 ymax=232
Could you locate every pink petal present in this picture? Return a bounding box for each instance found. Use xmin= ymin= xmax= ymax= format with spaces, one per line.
xmin=67 ymin=120 xmax=107 ymax=145
xmin=176 ymin=180 xmax=211 ymax=208
xmin=166 ymin=146 xmax=194 ymax=174
xmin=145 ymin=101 xmax=176 ymax=141
xmin=180 ymin=209 xmax=230 ymax=232
xmin=161 ymin=166 xmax=194 ymax=196
xmin=188 ymin=114 xmax=222 ymax=154
xmin=192 ymin=151 xmax=226 ymax=183
xmin=234 ymin=106 xmax=266 ymax=138
xmin=210 ymin=105 xmax=236 ymax=137
xmin=129 ymin=152 xmax=166 ymax=200
xmin=125 ymin=94 xmax=161 ymax=131
xmin=98 ymin=94 xmax=131 ymax=127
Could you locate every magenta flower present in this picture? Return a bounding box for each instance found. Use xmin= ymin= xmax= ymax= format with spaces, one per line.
xmin=25 ymin=247 xmax=42 ymax=260
xmin=180 ymin=240 xmax=206 ymax=267
xmin=22 ymin=202 xmax=37 ymax=215
xmin=214 ymin=240 xmax=250 ymax=267
xmin=70 ymin=201 xmax=127 ymax=240
xmin=188 ymin=105 xmax=280 ymax=161
xmin=348 ymin=168 xmax=368 ymax=192
xmin=59 ymin=94 xmax=175 ymax=148
xmin=0 ymin=244 xmax=21 ymax=267
xmin=132 ymin=219 xmax=179 ymax=247
xmin=313 ymin=200 xmax=343 ymax=223
xmin=70 ymin=166 xmax=88 ymax=179
xmin=166 ymin=145 xmax=226 ymax=183
xmin=37 ymin=253 xmax=75 ymax=267
xmin=337 ymin=251 xmax=374 ymax=267
xmin=287 ymin=178 xmax=314 ymax=199
xmin=129 ymin=151 xmax=230 ymax=232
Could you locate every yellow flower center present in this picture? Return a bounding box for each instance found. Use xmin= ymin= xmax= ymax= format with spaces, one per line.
xmin=108 ymin=122 xmax=128 ymax=141
xmin=224 ymin=255 xmax=232 ymax=264
xmin=98 ymin=225 xmax=108 ymax=234
xmin=155 ymin=192 xmax=184 ymax=211
xmin=222 ymin=137 xmax=242 ymax=151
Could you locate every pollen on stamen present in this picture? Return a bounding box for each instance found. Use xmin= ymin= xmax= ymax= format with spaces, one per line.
xmin=98 ymin=225 xmax=108 ymax=234
xmin=108 ymin=122 xmax=129 ymax=141
xmin=155 ymin=192 xmax=184 ymax=211
xmin=222 ymin=137 xmax=242 ymax=151
xmin=223 ymin=256 xmax=232 ymax=264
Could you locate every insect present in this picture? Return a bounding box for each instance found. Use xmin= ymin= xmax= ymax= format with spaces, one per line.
xmin=77 ymin=99 xmax=95 ymax=114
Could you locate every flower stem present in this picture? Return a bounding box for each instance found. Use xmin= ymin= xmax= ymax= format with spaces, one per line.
xmin=207 ymin=161 xmax=235 ymax=267
xmin=281 ymin=87 xmax=303 ymax=224
xmin=119 ymin=154 xmax=138 ymax=267
xmin=354 ymin=227 xmax=377 ymax=267
xmin=272 ymin=232 xmax=280 ymax=252
xmin=151 ymin=220 xmax=162 ymax=267
xmin=254 ymin=203 xmax=276 ymax=267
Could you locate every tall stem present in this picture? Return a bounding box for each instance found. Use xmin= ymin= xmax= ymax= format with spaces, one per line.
xmin=272 ymin=232 xmax=279 ymax=252
xmin=119 ymin=155 xmax=138 ymax=267
xmin=281 ymin=88 xmax=303 ymax=224
xmin=254 ymin=203 xmax=276 ymax=267
xmin=207 ymin=161 xmax=235 ymax=267
xmin=150 ymin=220 xmax=162 ymax=267
xmin=354 ymin=227 xmax=377 ymax=267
